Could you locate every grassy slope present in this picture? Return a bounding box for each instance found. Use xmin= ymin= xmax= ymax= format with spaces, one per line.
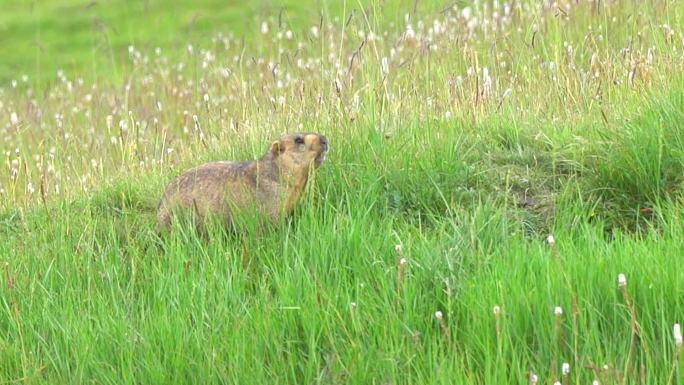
xmin=2 ymin=0 xmax=684 ymax=384
xmin=0 ymin=0 xmax=423 ymax=84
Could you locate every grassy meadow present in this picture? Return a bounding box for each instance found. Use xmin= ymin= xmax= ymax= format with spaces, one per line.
xmin=2 ymin=0 xmax=684 ymax=383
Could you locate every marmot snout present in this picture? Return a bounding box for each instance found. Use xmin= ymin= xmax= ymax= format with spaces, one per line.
xmin=156 ymin=132 xmax=329 ymax=234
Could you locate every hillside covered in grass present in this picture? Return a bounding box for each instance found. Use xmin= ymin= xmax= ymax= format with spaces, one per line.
xmin=1 ymin=0 xmax=684 ymax=383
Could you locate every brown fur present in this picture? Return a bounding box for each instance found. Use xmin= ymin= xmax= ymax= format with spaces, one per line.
xmin=156 ymin=132 xmax=328 ymax=234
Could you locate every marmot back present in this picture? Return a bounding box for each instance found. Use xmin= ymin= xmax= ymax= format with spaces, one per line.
xmin=156 ymin=132 xmax=328 ymax=234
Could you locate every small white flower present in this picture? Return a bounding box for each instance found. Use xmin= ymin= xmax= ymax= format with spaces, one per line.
xmin=310 ymin=25 xmax=319 ymax=38
xmin=261 ymin=21 xmax=269 ymax=34
xmin=482 ymin=67 xmax=492 ymax=97
xmin=646 ymin=47 xmax=655 ymax=65
xmin=529 ymin=374 xmax=538 ymax=384
xmin=547 ymin=234 xmax=556 ymax=246
xmin=592 ymin=381 xmax=600 ymax=385
xmin=674 ymin=323 xmax=682 ymax=346
xmin=435 ymin=311 xmax=443 ymax=320
xmin=553 ymin=382 xmax=561 ymax=385
xmin=618 ymin=274 xmax=627 ymax=288
xmin=562 ymin=362 xmax=570 ymax=375
xmin=203 ymin=93 xmax=209 ymax=103
xmin=493 ymin=305 xmax=501 ymax=315
xmin=10 ymin=112 xmax=19 ymax=125
xmin=381 ymin=57 xmax=389 ymax=75
xmin=554 ymin=306 xmax=563 ymax=315
xmin=350 ymin=302 xmax=357 ymax=309
xmin=27 ymin=182 xmax=35 ymax=194
xmin=399 ymin=258 xmax=407 ymax=266
xmin=285 ymin=30 xmax=293 ymax=40
xmin=395 ymin=244 xmax=402 ymax=253
xmin=405 ymin=24 xmax=415 ymax=40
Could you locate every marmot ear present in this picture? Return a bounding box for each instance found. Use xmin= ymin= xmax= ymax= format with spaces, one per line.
xmin=270 ymin=141 xmax=281 ymax=156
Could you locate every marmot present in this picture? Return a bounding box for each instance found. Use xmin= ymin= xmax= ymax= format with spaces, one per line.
xmin=156 ymin=132 xmax=329 ymax=234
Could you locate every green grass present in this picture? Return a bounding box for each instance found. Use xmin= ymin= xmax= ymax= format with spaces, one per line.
xmin=0 ymin=0 xmax=431 ymax=84
xmin=2 ymin=0 xmax=684 ymax=383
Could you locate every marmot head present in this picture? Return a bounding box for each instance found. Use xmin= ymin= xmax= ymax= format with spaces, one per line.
xmin=268 ymin=132 xmax=329 ymax=171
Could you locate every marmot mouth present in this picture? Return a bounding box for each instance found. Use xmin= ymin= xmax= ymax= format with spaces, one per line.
xmin=314 ymin=152 xmax=327 ymax=167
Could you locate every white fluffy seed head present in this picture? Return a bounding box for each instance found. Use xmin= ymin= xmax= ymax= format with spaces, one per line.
xmin=618 ymin=273 xmax=627 ymax=287
xmin=547 ymin=234 xmax=555 ymax=246
xmin=674 ymin=323 xmax=682 ymax=346
xmin=554 ymin=306 xmax=563 ymax=315
xmin=562 ymin=362 xmax=570 ymax=375
xmin=381 ymin=57 xmax=389 ymax=75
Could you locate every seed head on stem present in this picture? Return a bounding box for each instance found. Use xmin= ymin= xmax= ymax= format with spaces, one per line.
xmin=396 ymin=243 xmax=407 ymax=294
xmin=668 ymin=323 xmax=683 ymax=384
xmin=493 ymin=305 xmax=502 ymax=345
xmin=529 ymin=373 xmax=538 ymax=385
xmin=561 ymin=362 xmax=570 ymax=385
xmin=435 ymin=310 xmax=449 ymax=338
xmin=618 ymin=273 xmax=627 ymax=288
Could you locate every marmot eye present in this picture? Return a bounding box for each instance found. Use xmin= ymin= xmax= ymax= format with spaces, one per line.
xmin=294 ymin=136 xmax=305 ymax=145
